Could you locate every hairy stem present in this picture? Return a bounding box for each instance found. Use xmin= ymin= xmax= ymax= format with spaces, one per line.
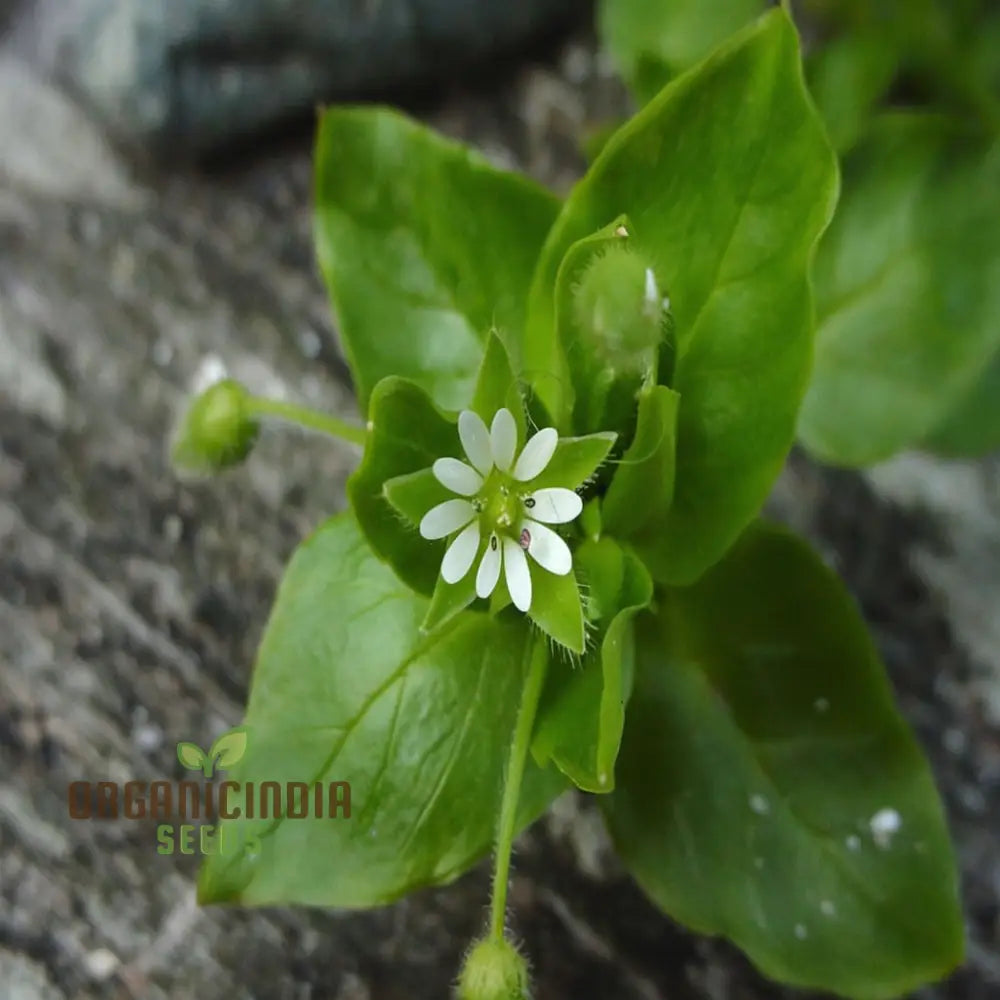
xmin=489 ymin=638 xmax=549 ymax=940
xmin=247 ymin=396 xmax=367 ymax=447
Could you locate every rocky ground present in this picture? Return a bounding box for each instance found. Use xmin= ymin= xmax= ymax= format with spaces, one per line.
xmin=1 ymin=21 xmax=999 ymax=1000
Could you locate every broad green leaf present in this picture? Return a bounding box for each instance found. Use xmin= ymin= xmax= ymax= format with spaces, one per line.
xmin=525 ymin=9 xmax=837 ymax=584
xmin=602 ymin=385 xmax=680 ymax=544
xmin=604 ymin=521 xmax=963 ymax=998
xmin=199 ymin=514 xmax=565 ymax=907
xmin=968 ymin=11 xmax=1000 ymax=101
xmin=314 ymin=107 xmax=560 ymax=411
xmin=176 ymin=742 xmax=206 ymax=772
xmin=598 ymin=0 xmax=766 ymax=90
xmin=533 ymin=538 xmax=653 ymax=792
xmin=630 ymin=53 xmax=673 ymax=109
xmin=211 ymin=728 xmax=248 ymax=770
xmin=348 ymin=377 xmax=458 ymax=595
xmin=922 ymin=349 xmax=1000 ymax=456
xmin=798 ymin=115 xmax=1000 ymax=466
xmin=806 ymin=32 xmax=898 ymax=154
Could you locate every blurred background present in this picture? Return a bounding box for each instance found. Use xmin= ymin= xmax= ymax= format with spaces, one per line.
xmin=1 ymin=1 xmax=998 ymax=997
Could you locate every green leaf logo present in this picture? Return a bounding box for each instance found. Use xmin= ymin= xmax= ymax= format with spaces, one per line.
xmin=176 ymin=727 xmax=249 ymax=778
xmin=210 ymin=727 xmax=248 ymax=771
xmin=177 ymin=741 xmax=207 ymax=772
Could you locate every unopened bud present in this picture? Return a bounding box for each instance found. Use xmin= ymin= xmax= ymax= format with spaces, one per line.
xmin=573 ymin=242 xmax=669 ymax=370
xmin=171 ymin=378 xmax=259 ymax=473
xmin=457 ymin=936 xmax=530 ymax=1000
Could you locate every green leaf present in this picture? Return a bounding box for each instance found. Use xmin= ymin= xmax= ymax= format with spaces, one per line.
xmin=604 ymin=521 xmax=963 ymax=998
xmin=630 ymin=53 xmax=673 ymax=109
xmin=348 ymin=377 xmax=458 ymax=595
xmin=526 ymin=9 xmax=837 ymax=584
xmin=805 ymin=31 xmax=898 ymax=155
xmin=314 ymin=106 xmax=560 ymax=411
xmin=177 ymin=742 xmax=206 ymax=772
xmin=533 ymin=538 xmax=653 ymax=792
xmin=798 ymin=115 xmax=1000 ymax=466
xmin=199 ymin=513 xmax=565 ymax=907
xmin=210 ymin=727 xmax=249 ymax=771
xmin=602 ymin=385 xmax=680 ymax=543
xmin=922 ymin=348 xmax=1000 ymax=456
xmin=598 ymin=0 xmax=767 ymax=89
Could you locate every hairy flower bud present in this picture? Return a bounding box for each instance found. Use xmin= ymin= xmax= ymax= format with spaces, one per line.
xmin=171 ymin=378 xmax=259 ymax=473
xmin=456 ymin=936 xmax=531 ymax=1000
xmin=573 ymin=241 xmax=668 ymax=370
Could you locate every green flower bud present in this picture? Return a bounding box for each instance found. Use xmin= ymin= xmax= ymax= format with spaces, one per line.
xmin=171 ymin=378 xmax=260 ymax=473
xmin=457 ymin=936 xmax=531 ymax=1000
xmin=573 ymin=241 xmax=668 ymax=370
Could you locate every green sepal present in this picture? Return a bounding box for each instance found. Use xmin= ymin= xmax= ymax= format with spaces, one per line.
xmin=524 ymin=433 xmax=617 ymax=492
xmin=422 ymin=571 xmax=479 ymax=635
xmin=529 ymin=566 xmax=586 ymax=656
xmin=472 ymin=333 xmax=528 ymax=442
xmin=383 ymin=468 xmax=450 ymax=528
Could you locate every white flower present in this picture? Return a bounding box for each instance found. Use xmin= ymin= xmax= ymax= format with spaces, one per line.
xmin=418 ymin=408 xmax=582 ymax=613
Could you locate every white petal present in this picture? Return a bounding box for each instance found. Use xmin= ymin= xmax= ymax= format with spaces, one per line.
xmin=490 ymin=408 xmax=518 ymax=472
xmin=523 ymin=520 xmax=572 ymax=576
xmin=512 ymin=427 xmax=558 ymax=481
xmin=525 ymin=488 xmax=582 ymax=524
xmin=441 ymin=521 xmax=480 ymax=583
xmin=502 ymin=536 xmax=532 ymax=612
xmin=432 ymin=458 xmax=483 ymax=496
xmin=458 ymin=410 xmax=493 ymax=476
xmin=419 ymin=499 xmax=475 ymax=540
xmin=476 ymin=532 xmax=503 ymax=598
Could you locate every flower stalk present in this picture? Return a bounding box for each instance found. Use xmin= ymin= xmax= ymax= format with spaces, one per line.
xmin=489 ymin=636 xmax=548 ymax=940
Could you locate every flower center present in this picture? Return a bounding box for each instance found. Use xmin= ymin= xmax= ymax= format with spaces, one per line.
xmin=479 ymin=477 xmax=522 ymax=536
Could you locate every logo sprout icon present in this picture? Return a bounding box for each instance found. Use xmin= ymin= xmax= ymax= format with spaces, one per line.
xmin=176 ymin=726 xmax=248 ymax=778
xmin=418 ymin=408 xmax=582 ymax=612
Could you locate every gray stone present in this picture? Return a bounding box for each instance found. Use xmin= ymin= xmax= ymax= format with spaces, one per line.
xmin=5 ymin=0 xmax=580 ymax=158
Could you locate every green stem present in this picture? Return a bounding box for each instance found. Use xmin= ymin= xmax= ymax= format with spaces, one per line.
xmin=489 ymin=638 xmax=548 ymax=940
xmin=247 ymin=396 xmax=367 ymax=447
